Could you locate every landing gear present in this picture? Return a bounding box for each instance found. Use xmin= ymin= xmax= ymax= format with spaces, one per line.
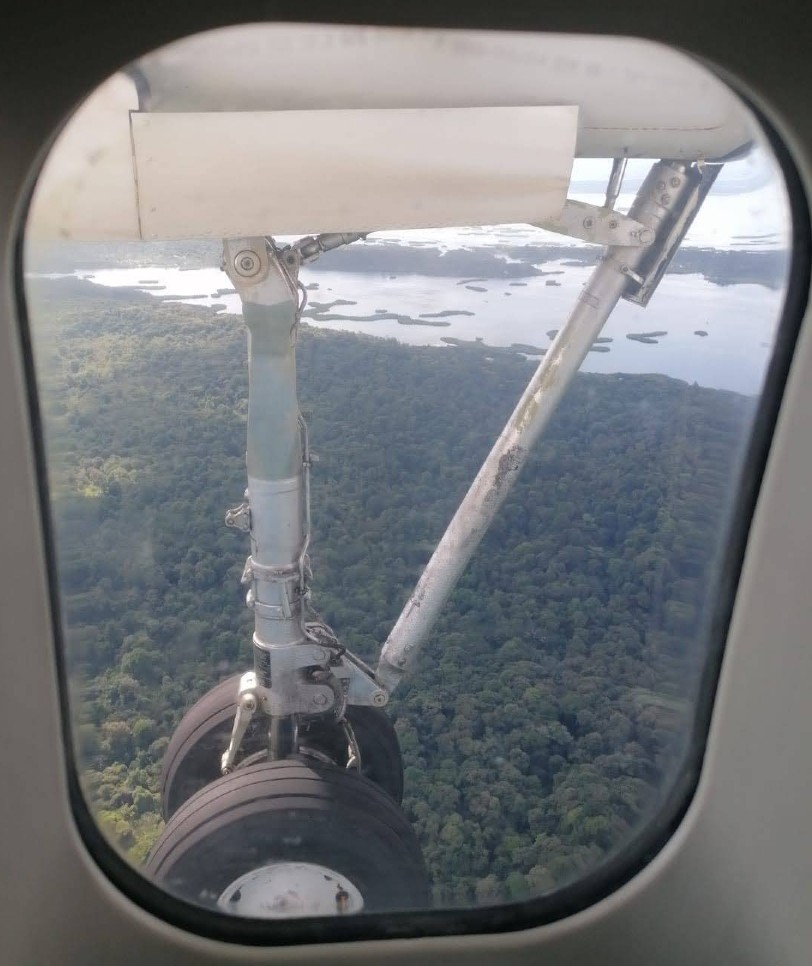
xmin=147 ymin=760 xmax=429 ymax=916
xmin=160 ymin=673 xmax=404 ymax=819
xmin=154 ymin=161 xmax=718 ymax=915
xmin=152 ymin=234 xmax=419 ymax=916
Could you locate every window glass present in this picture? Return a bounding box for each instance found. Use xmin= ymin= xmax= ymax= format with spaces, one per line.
xmin=23 ymin=24 xmax=791 ymax=926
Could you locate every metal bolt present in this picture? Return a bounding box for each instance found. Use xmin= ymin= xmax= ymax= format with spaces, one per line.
xmin=241 ymin=694 xmax=257 ymax=713
xmin=234 ymin=250 xmax=261 ymax=277
xmin=608 ymin=219 xmax=618 ymax=230
xmin=311 ymin=646 xmax=328 ymax=664
xmin=660 ymin=194 xmax=672 ymax=206
xmin=313 ymin=692 xmax=329 ymax=707
xmin=620 ymin=264 xmax=644 ymax=285
xmin=372 ymin=691 xmax=387 ymax=707
xmin=582 ymin=217 xmax=594 ymax=229
xmin=670 ymin=176 xmax=681 ymax=188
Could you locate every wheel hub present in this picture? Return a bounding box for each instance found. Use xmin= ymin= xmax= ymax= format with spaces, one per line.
xmin=218 ymin=861 xmax=365 ymax=918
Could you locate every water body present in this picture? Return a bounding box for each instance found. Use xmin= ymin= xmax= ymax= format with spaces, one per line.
xmin=37 ymin=259 xmax=785 ymax=395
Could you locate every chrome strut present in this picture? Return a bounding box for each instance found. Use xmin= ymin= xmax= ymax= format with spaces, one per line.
xmin=221 ymin=235 xmax=385 ymax=771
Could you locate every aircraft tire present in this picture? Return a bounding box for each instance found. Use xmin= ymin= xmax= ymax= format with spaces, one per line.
xmin=159 ymin=673 xmax=404 ymax=820
xmin=146 ymin=759 xmax=429 ymax=915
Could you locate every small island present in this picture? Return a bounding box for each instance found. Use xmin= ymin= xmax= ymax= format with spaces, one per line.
xmin=419 ymin=309 xmax=476 ymax=319
xmin=627 ymin=331 xmax=668 ymax=345
xmin=306 ymin=299 xmax=358 ymax=313
xmin=510 ymin=343 xmax=546 ymax=354
xmin=397 ymin=318 xmax=452 ymax=327
xmin=304 ymin=311 xmax=398 ymax=322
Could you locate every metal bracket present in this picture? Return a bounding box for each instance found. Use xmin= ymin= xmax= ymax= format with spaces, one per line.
xmin=221 ymin=671 xmax=259 ymax=774
xmin=303 ymin=619 xmax=388 ymax=706
xmin=224 ymin=236 xmax=302 ymax=305
xmin=252 ymin=640 xmax=341 ymax=717
xmin=535 ymin=199 xmax=654 ymax=247
xmin=243 ymin=556 xmax=300 ymax=621
xmin=334 ymin=652 xmax=389 ymax=707
xmin=293 ymin=232 xmax=367 ymax=264
xmin=252 ymin=640 xmax=386 ymax=713
xmin=225 ymin=494 xmax=251 ymax=532
xmin=622 ymin=162 xmax=722 ymax=306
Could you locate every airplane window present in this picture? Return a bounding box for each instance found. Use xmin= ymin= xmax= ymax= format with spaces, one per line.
xmin=21 ymin=23 xmax=793 ymax=939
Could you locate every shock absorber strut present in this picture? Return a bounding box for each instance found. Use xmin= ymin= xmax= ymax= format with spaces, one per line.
xmin=221 ymin=236 xmax=384 ymax=771
xmin=223 ymin=238 xmax=334 ymax=763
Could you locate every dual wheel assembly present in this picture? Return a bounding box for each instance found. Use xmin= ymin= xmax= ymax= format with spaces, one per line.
xmin=145 ymin=674 xmax=429 ymax=917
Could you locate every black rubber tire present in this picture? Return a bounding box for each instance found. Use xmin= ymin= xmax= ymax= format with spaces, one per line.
xmin=146 ymin=759 xmax=429 ymax=915
xmin=160 ymin=673 xmax=404 ymax=819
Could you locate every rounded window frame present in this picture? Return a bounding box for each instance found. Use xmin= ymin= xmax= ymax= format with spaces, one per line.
xmin=14 ymin=27 xmax=811 ymax=947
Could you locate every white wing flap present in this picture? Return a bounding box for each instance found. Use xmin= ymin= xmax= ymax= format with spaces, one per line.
xmin=130 ymin=106 xmax=577 ymax=238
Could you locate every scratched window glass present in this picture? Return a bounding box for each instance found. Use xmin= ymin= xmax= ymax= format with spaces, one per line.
xmin=23 ymin=24 xmax=791 ymax=924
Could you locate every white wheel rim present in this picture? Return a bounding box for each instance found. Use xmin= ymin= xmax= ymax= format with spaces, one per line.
xmin=218 ymin=862 xmax=365 ymax=918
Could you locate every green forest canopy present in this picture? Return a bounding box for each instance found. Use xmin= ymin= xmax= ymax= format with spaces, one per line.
xmin=28 ymin=280 xmax=755 ymax=906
